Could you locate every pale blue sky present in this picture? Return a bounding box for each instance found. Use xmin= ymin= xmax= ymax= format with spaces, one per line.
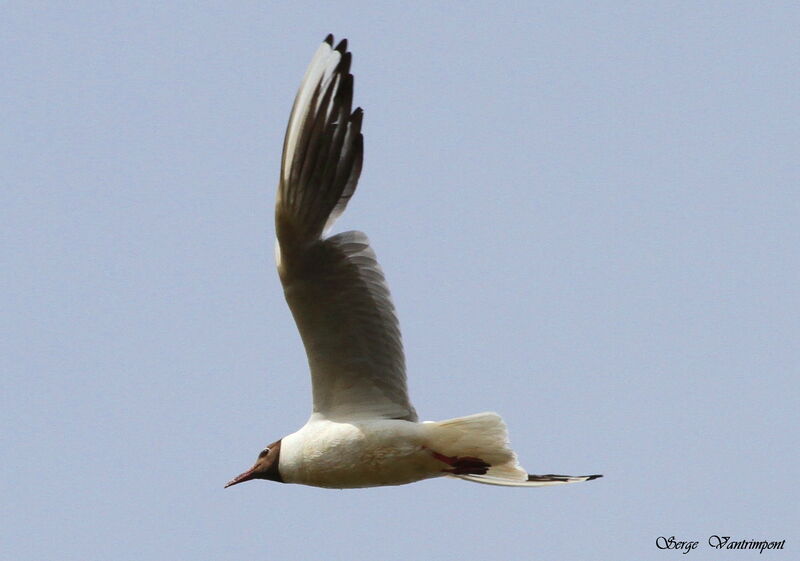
xmin=2 ymin=2 xmax=798 ymax=560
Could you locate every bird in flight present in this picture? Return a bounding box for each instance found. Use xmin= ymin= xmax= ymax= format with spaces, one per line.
xmin=226 ymin=35 xmax=601 ymax=489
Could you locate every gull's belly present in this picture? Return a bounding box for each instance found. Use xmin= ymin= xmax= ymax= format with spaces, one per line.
xmin=281 ymin=418 xmax=439 ymax=488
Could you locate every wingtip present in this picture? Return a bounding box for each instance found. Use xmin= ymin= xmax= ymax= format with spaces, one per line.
xmin=526 ymin=473 xmax=603 ymax=483
xmin=338 ymin=51 xmax=352 ymax=75
xmin=323 ymin=33 xmax=334 ymax=46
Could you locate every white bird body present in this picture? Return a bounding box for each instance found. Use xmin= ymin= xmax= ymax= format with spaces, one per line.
xmin=279 ymin=415 xmax=433 ymax=488
xmin=279 ymin=412 xmax=534 ymax=488
xmin=225 ymin=35 xmax=601 ymax=491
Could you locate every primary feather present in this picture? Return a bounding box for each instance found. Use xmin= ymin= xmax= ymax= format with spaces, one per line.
xmin=275 ymin=36 xmax=416 ymax=423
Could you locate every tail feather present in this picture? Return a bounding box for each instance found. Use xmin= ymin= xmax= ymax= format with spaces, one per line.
xmin=424 ymin=413 xmax=518 ymax=472
xmin=424 ymin=412 xmax=527 ymax=480
xmin=425 ymin=412 xmax=602 ymax=487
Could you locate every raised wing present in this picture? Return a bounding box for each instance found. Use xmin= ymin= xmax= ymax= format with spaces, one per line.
xmin=275 ymin=35 xmax=417 ymax=422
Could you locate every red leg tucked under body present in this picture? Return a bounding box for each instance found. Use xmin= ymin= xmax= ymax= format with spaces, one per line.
xmin=429 ymin=449 xmax=491 ymax=475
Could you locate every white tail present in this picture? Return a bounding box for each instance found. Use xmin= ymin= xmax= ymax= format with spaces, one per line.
xmin=424 ymin=412 xmax=527 ymax=480
xmin=425 ymin=412 xmax=602 ymax=487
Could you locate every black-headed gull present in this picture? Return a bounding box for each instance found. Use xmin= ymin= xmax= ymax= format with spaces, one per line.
xmin=226 ymin=35 xmax=601 ymax=490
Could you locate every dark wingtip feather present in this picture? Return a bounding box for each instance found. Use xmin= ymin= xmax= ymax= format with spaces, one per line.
xmin=339 ymin=51 xmax=352 ymax=75
xmin=527 ymin=473 xmax=603 ymax=482
xmin=335 ymin=38 xmax=348 ymax=53
xmin=324 ymin=34 xmax=334 ymax=46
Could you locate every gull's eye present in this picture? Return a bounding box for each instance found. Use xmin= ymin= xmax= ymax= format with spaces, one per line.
xmin=258 ymin=448 xmax=270 ymax=459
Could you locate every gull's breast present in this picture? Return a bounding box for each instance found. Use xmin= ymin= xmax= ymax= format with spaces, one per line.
xmin=278 ymin=417 xmax=439 ymax=488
